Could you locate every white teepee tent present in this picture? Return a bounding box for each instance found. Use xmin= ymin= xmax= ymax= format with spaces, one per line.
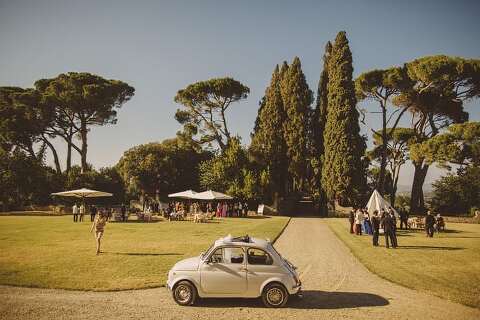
xmin=366 ymin=189 xmax=399 ymax=218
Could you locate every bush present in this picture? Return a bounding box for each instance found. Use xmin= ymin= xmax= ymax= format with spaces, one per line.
xmin=431 ymin=167 xmax=480 ymax=215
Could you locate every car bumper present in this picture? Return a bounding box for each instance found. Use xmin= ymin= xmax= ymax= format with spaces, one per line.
xmin=290 ymin=282 xmax=302 ymax=296
xmin=166 ymin=280 xmax=173 ymax=292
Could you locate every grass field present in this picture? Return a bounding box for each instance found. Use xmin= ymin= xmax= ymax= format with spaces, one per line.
xmin=325 ymin=218 xmax=480 ymax=308
xmin=0 ymin=215 xmax=289 ymax=291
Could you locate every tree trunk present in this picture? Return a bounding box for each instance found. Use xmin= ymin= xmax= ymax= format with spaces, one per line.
xmin=410 ymin=161 xmax=429 ymax=213
xmin=66 ymin=127 xmax=74 ymax=173
xmin=390 ymin=166 xmax=400 ymax=208
xmin=42 ymin=135 xmax=61 ymax=173
xmin=377 ymin=103 xmax=387 ymax=195
xmin=80 ymin=119 xmax=88 ymax=173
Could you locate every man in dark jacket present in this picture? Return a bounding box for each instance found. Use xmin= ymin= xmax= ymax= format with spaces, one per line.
xmin=425 ymin=210 xmax=435 ymax=237
xmin=348 ymin=209 xmax=355 ymax=234
xmin=399 ymin=208 xmax=408 ymax=229
xmin=371 ymin=210 xmax=381 ymax=246
xmin=90 ymin=205 xmax=97 ymax=222
xmin=382 ymin=213 xmax=397 ymax=248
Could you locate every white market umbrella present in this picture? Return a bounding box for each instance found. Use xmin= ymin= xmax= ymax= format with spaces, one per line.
xmin=192 ymin=190 xmax=233 ymax=200
xmin=168 ymin=190 xmax=197 ymax=199
xmin=51 ymin=188 xmax=113 ymax=198
xmin=366 ymin=189 xmax=399 ymax=218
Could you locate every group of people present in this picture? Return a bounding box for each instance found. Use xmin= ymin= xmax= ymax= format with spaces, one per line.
xmin=349 ymin=206 xmax=449 ymax=248
xmin=72 ymin=203 xmax=86 ymax=222
xmin=166 ymin=201 xmax=249 ymax=220
xmin=349 ymin=207 xmax=399 ymax=249
xmin=72 ymin=203 xmax=129 ymax=223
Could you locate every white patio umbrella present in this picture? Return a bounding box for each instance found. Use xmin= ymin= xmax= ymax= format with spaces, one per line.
xmin=366 ymin=189 xmax=399 ymax=218
xmin=51 ymin=188 xmax=113 ymax=216
xmin=167 ymin=190 xmax=197 ymax=199
xmin=192 ymin=190 xmax=233 ymax=200
xmin=51 ymin=188 xmax=113 ymax=198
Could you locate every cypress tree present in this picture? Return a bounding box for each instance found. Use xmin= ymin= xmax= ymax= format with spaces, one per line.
xmin=250 ymin=65 xmax=288 ymax=205
xmin=281 ymin=57 xmax=313 ymax=193
xmin=322 ymin=31 xmax=366 ymax=206
xmin=311 ymin=41 xmax=332 ymax=213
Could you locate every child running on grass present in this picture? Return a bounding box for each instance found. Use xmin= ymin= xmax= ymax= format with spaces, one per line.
xmin=90 ymin=210 xmax=108 ymax=255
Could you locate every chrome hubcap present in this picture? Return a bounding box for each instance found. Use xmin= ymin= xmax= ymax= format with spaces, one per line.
xmin=175 ymin=285 xmax=191 ymax=303
xmin=267 ymin=287 xmax=283 ymax=305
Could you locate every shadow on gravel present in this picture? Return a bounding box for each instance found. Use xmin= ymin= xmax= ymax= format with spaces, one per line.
xmin=195 ymin=291 xmax=389 ymax=309
xmin=397 ymin=245 xmax=464 ymax=251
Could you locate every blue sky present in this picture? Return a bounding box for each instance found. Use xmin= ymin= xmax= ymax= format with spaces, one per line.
xmin=1 ymin=0 xmax=479 ymax=188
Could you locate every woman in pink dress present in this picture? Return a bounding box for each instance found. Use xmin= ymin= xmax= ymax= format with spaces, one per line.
xmin=222 ymin=202 xmax=227 ymax=218
xmin=216 ymin=202 xmax=222 ymax=218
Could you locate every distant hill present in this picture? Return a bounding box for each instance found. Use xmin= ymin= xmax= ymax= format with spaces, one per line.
xmin=396 ymin=184 xmax=433 ymax=196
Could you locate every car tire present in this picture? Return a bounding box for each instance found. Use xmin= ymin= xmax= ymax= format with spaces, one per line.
xmin=261 ymin=283 xmax=288 ymax=308
xmin=172 ymin=280 xmax=197 ymax=306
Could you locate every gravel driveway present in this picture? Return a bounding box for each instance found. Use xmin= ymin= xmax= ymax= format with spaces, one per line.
xmin=1 ymin=217 xmax=479 ymax=320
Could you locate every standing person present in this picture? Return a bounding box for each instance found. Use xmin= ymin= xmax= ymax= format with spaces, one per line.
xmin=90 ymin=205 xmax=97 ymax=222
xmin=399 ymin=208 xmax=408 ymax=230
xmin=243 ymin=201 xmax=248 ymax=217
xmin=90 ymin=211 xmax=108 ymax=255
xmin=79 ymin=203 xmax=85 ymax=222
xmin=216 ymin=202 xmax=222 ymax=218
xmin=371 ymin=210 xmax=380 ymax=246
xmin=222 ymin=202 xmax=227 ymax=218
xmin=389 ymin=210 xmax=398 ymax=247
xmin=425 ymin=210 xmax=435 ymax=237
xmin=72 ymin=203 xmax=79 ymax=222
xmin=107 ymin=206 xmax=112 ymax=221
xmin=354 ymin=208 xmax=364 ymax=235
xmin=363 ymin=210 xmax=373 ymax=235
xmin=238 ymin=202 xmax=243 ymax=217
xmin=121 ymin=204 xmax=126 ymax=222
xmin=388 ymin=207 xmax=397 ymax=232
xmin=348 ymin=209 xmax=355 ymax=234
xmin=382 ymin=212 xmax=397 ymax=248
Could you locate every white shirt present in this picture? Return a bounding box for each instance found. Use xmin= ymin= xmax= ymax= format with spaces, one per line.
xmin=355 ymin=210 xmax=364 ymax=224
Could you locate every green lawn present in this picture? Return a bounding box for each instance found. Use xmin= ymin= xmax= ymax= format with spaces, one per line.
xmin=325 ymin=218 xmax=480 ymax=308
xmin=0 ymin=215 xmax=289 ymax=291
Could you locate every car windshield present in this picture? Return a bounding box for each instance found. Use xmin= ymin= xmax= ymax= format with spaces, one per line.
xmin=201 ymin=243 xmax=214 ymax=260
xmin=268 ymin=244 xmax=283 ymax=259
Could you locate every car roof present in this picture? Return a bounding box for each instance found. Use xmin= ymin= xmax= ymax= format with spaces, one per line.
xmin=214 ymin=235 xmax=271 ymax=249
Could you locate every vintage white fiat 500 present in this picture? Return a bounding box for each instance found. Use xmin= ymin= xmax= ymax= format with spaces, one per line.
xmin=167 ymin=235 xmax=301 ymax=307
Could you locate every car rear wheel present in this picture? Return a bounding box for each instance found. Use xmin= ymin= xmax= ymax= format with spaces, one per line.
xmin=261 ymin=283 xmax=288 ymax=308
xmin=173 ymin=281 xmax=197 ymax=306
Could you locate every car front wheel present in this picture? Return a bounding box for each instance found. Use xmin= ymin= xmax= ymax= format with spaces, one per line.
xmin=173 ymin=281 xmax=197 ymax=306
xmin=261 ymin=283 xmax=288 ymax=308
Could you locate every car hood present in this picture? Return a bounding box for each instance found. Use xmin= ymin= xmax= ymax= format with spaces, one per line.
xmin=172 ymin=256 xmax=201 ymax=271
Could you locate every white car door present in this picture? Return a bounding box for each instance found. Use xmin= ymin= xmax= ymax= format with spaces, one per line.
xmin=200 ymin=246 xmax=247 ymax=294
xmin=245 ymin=248 xmax=277 ymax=296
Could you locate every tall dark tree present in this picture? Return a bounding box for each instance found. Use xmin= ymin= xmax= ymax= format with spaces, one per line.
xmin=310 ymin=41 xmax=332 ymax=213
xmin=250 ymin=65 xmax=288 ymax=206
xmin=322 ymin=31 xmax=366 ymax=206
xmin=280 ymin=57 xmax=313 ymax=193
xmin=174 ymin=77 xmax=250 ymax=152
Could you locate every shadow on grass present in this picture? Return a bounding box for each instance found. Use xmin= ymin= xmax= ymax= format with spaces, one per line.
xmin=194 ymin=291 xmax=388 ymax=309
xmin=111 ymin=220 xmax=162 ymax=224
xmin=241 ymin=215 xmax=271 ymax=219
xmin=104 ymin=252 xmax=182 ymax=256
xmin=397 ymin=245 xmax=464 ymax=251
